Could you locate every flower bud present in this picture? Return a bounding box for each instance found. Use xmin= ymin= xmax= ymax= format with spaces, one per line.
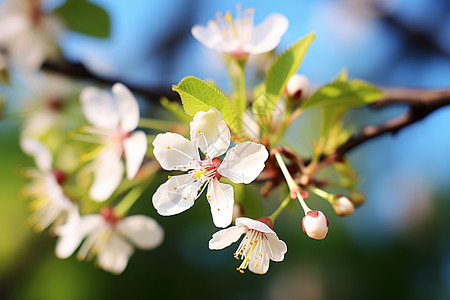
xmin=332 ymin=196 xmax=355 ymax=216
xmin=349 ymin=191 xmax=366 ymax=207
xmin=302 ymin=210 xmax=328 ymax=240
xmin=285 ymin=74 xmax=309 ymax=102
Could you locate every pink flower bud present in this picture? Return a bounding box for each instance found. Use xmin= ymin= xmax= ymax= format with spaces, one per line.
xmin=302 ymin=210 xmax=328 ymax=240
xmin=332 ymin=196 xmax=355 ymax=216
xmin=285 ymin=74 xmax=309 ymax=101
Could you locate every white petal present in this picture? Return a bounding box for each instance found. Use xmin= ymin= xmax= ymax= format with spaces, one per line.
xmin=89 ymin=149 xmax=124 ymax=202
xmin=10 ymin=29 xmax=47 ymax=71
xmin=113 ymin=83 xmax=140 ymax=132
xmin=244 ymin=14 xmax=289 ymax=54
xmin=191 ymin=21 xmax=239 ymax=53
xmin=55 ymin=208 xmax=84 ymax=259
xmin=20 ymin=138 xmax=52 ymax=171
xmin=190 ymin=108 xmax=230 ymax=158
xmin=218 ymin=142 xmax=268 ymax=184
xmin=248 ymin=242 xmax=271 ymax=274
xmin=97 ymin=233 xmax=134 ymax=275
xmin=80 ymin=86 xmax=120 ymax=130
xmin=118 ymin=215 xmax=164 ymax=250
xmin=302 ymin=210 xmax=328 ymax=240
xmin=206 ymin=179 xmax=234 ymax=228
xmin=152 ymin=174 xmax=201 ymax=216
xmin=152 ymin=132 xmax=200 ymax=171
xmin=209 ymin=226 xmax=246 ymax=250
xmin=235 ymin=217 xmax=274 ymax=233
xmin=266 ymin=234 xmax=287 ymax=262
xmin=44 ymin=174 xmax=72 ymax=209
xmin=0 ymin=14 xmax=29 ymax=44
xmin=286 ymin=73 xmax=309 ymax=98
xmin=124 ymin=131 xmax=147 ymax=180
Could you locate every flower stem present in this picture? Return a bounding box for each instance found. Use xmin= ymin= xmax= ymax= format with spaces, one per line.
xmin=234 ymin=59 xmax=247 ymax=132
xmin=308 ymin=185 xmax=335 ymax=203
xmin=138 ymin=118 xmax=174 ymax=131
xmin=114 ymin=185 xmax=146 ymax=217
xmin=274 ymin=152 xmax=311 ymax=214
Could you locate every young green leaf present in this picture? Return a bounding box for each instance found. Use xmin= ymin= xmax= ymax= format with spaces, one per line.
xmin=160 ymin=97 xmax=193 ymax=123
xmin=302 ymin=80 xmax=383 ymax=111
xmin=252 ymin=32 xmax=315 ymax=123
xmin=172 ymin=76 xmax=236 ymax=130
xmin=54 ymin=0 xmax=110 ymax=38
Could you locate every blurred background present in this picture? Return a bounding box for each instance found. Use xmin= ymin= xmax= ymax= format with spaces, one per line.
xmin=2 ymin=0 xmax=450 ymax=299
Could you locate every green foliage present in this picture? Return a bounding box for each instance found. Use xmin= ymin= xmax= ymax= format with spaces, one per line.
xmin=160 ymin=97 xmax=193 ymax=123
xmin=253 ymin=33 xmax=315 ymax=120
xmin=302 ymin=80 xmax=383 ymax=111
xmin=172 ymin=76 xmax=236 ymax=130
xmin=54 ymin=0 xmax=110 ymax=38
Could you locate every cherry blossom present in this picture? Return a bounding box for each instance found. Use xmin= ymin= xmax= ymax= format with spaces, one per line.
xmin=152 ymin=108 xmax=268 ymax=228
xmin=80 ymin=83 xmax=148 ymax=202
xmin=209 ymin=217 xmax=287 ymax=274
xmin=0 ymin=0 xmax=64 ymax=71
xmin=20 ymin=137 xmax=74 ymax=231
xmin=191 ymin=5 xmax=288 ymax=59
xmin=55 ymin=206 xmax=164 ymax=275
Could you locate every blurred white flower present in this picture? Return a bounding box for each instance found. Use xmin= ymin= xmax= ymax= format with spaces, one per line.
xmin=209 ymin=217 xmax=287 ymax=274
xmin=152 ymin=108 xmax=268 ymax=228
xmin=191 ymin=5 xmax=288 ymax=59
xmin=302 ymin=210 xmax=328 ymax=240
xmin=21 ymin=137 xmax=74 ymax=232
xmin=55 ymin=206 xmax=164 ymax=275
xmin=285 ymin=73 xmax=309 ymax=101
xmin=80 ymin=83 xmax=148 ymax=202
xmin=332 ymin=196 xmax=355 ymax=216
xmin=0 ymin=0 xmax=64 ymax=71
xmin=19 ymin=72 xmax=78 ymax=138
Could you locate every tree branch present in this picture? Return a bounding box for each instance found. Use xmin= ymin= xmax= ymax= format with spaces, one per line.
xmin=328 ymin=88 xmax=450 ymax=160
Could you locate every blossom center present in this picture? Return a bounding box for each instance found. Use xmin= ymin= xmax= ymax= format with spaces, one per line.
xmin=100 ymin=206 xmax=120 ymax=226
xmin=52 ymin=169 xmax=67 ymax=185
xmin=234 ymin=228 xmax=267 ymax=274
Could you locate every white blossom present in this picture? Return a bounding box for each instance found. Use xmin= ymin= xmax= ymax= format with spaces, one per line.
xmin=80 ymin=83 xmax=148 ymax=202
xmin=152 ymin=108 xmax=268 ymax=228
xmin=20 ymin=137 xmax=74 ymax=231
xmin=191 ymin=5 xmax=288 ymax=59
xmin=209 ymin=217 xmax=287 ymax=274
xmin=55 ymin=206 xmax=164 ymax=275
xmin=0 ymin=0 xmax=64 ymax=71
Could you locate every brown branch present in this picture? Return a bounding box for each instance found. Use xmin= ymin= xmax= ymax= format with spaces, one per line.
xmin=327 ymin=88 xmax=450 ymax=161
xmin=42 ymin=59 xmax=179 ymax=102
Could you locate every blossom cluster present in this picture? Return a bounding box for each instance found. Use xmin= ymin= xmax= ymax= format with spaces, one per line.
xmin=3 ymin=2 xmax=364 ymax=276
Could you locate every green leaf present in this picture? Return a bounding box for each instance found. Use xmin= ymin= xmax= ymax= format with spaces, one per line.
xmin=172 ymin=76 xmax=236 ymax=130
xmin=252 ymin=32 xmax=315 ymax=120
xmin=302 ymin=80 xmax=383 ymax=111
xmin=54 ymin=0 xmax=110 ymax=38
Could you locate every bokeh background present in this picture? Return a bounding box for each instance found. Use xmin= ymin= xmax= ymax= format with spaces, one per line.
xmin=2 ymin=0 xmax=450 ymax=299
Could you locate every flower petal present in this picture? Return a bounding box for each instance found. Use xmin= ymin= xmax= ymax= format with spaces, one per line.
xmin=0 ymin=13 xmax=29 ymax=44
xmin=118 ymin=215 xmax=164 ymax=250
xmin=209 ymin=226 xmax=246 ymax=250
xmin=206 ymin=179 xmax=234 ymax=228
xmin=80 ymin=86 xmax=120 ymax=130
xmin=243 ymin=111 xmax=260 ymax=141
xmin=218 ymin=142 xmax=268 ymax=184
xmin=44 ymin=174 xmax=72 ymax=209
xmin=235 ymin=217 xmax=274 ymax=234
xmin=55 ymin=208 xmax=85 ymax=259
xmin=152 ymin=132 xmax=200 ymax=171
xmin=191 ymin=21 xmax=239 ymax=53
xmin=266 ymin=234 xmax=287 ymax=262
xmin=248 ymin=242 xmax=271 ymax=274
xmin=97 ymin=233 xmax=134 ymax=275
xmin=124 ymin=131 xmax=147 ymax=180
xmin=20 ymin=138 xmax=52 ymax=171
xmin=89 ymin=149 xmax=124 ymax=202
xmin=113 ymin=83 xmax=140 ymax=132
xmin=152 ymin=174 xmax=201 ymax=216
xmin=190 ymin=108 xmax=230 ymax=158
xmin=244 ymin=13 xmax=289 ymax=54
